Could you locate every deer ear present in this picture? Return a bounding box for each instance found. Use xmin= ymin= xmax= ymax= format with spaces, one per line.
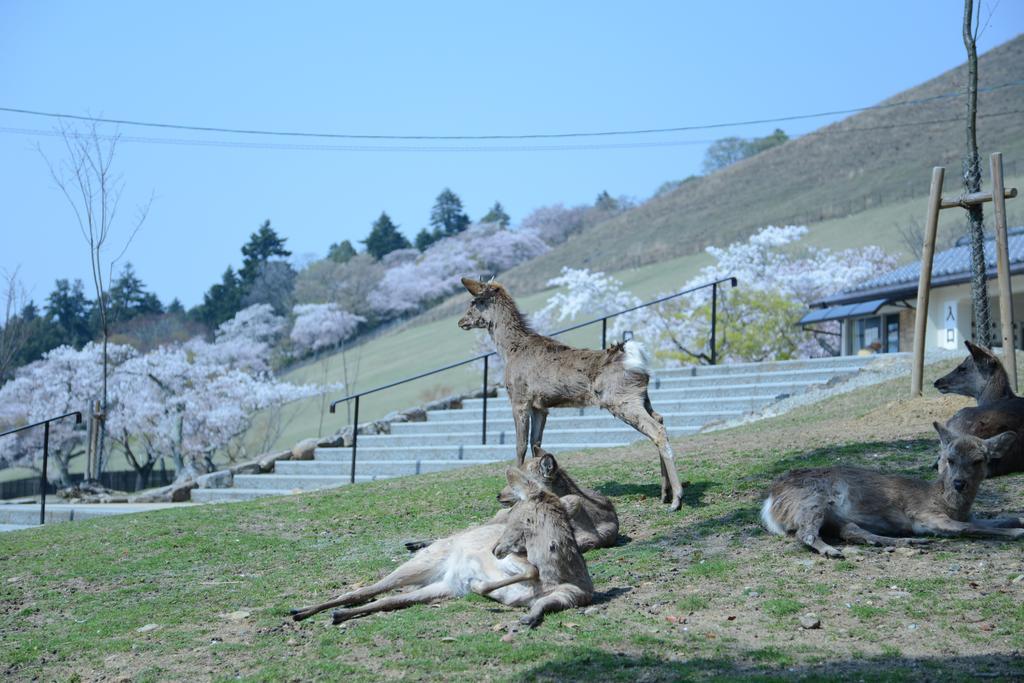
xmin=983 ymin=431 xmax=1017 ymax=461
xmin=965 ymin=340 xmax=996 ymax=365
xmin=933 ymin=421 xmax=956 ymax=446
xmin=505 ymin=467 xmax=539 ymax=500
xmin=462 ymin=277 xmax=486 ymax=296
xmin=537 ymin=451 xmax=558 ymax=478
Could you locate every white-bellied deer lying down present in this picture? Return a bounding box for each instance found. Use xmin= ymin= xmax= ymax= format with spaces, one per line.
xmin=406 ymin=448 xmax=619 ymax=554
xmin=458 ymin=277 xmax=686 ymax=511
xmin=761 ymin=422 xmax=1024 ymax=557
xmin=290 ymin=468 xmax=592 ymax=627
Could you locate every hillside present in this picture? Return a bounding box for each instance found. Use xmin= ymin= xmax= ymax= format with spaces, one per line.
xmin=495 ymin=34 xmax=1024 ymax=294
xmin=4 ymin=360 xmax=1024 ymax=680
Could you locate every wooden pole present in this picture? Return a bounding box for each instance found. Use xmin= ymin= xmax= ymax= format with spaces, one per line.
xmin=991 ymin=152 xmax=1016 ymax=392
xmin=911 ymin=167 xmax=945 ymax=397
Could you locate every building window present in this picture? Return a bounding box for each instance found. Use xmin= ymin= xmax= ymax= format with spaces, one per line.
xmin=855 ymin=314 xmax=900 ymax=354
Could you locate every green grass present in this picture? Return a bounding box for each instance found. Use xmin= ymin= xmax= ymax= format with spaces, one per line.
xmin=4 ymin=369 xmax=1023 ymax=680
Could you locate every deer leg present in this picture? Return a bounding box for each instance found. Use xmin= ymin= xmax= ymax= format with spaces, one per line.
xmin=969 ymin=515 xmax=1024 ymax=529
xmin=520 ymin=584 xmax=590 ymax=628
xmin=792 ymin=497 xmax=843 ymax=558
xmin=916 ymin=515 xmax=1024 ymax=540
xmin=512 ymin=401 xmax=531 ymax=466
xmin=331 ymin=582 xmax=453 ymax=624
xmin=529 ymin=408 xmax=548 ymax=453
xmin=838 ymin=522 xmax=931 ymax=547
xmin=472 ymin=563 xmax=539 ymax=596
xmin=659 ymin=459 xmax=671 ymax=504
xmin=608 ymin=401 xmax=685 ymax=511
xmin=291 ymin=550 xmax=441 ymax=621
xmin=643 ymin=392 xmax=664 ymax=425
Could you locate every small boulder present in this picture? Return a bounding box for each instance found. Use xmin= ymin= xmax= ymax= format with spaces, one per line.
xmin=798 ymin=613 xmax=821 ymax=630
xmin=292 ymin=438 xmax=319 ymax=461
xmin=381 ymin=410 xmax=409 ymax=425
xmin=401 ymin=407 xmax=427 ymax=422
xmin=196 ymin=470 xmax=233 ymax=489
xmin=258 ymin=450 xmax=293 ymax=472
xmin=230 ymin=460 xmax=261 ymax=475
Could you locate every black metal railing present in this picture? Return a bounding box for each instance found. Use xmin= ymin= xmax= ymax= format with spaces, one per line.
xmin=0 ymin=411 xmax=83 ymax=525
xmin=329 ymin=276 xmax=737 ymax=483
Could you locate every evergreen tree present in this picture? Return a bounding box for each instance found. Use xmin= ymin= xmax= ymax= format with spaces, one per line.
xmin=362 ymin=212 xmax=411 ymax=260
xmin=45 ymin=279 xmax=93 ymax=347
xmin=480 ymin=201 xmax=510 ymax=228
xmin=594 ymin=191 xmax=619 ymax=212
xmin=240 ymin=220 xmax=291 ymax=286
xmin=414 ymin=227 xmax=442 ymax=252
xmin=4 ymin=302 xmax=63 ymax=375
xmin=327 ymin=239 xmax=357 ymax=264
xmin=109 ymin=262 xmax=163 ymax=323
xmin=166 ymin=298 xmax=185 ymax=315
xmin=429 ymin=188 xmax=471 ymax=236
xmin=195 ymin=267 xmax=244 ymax=328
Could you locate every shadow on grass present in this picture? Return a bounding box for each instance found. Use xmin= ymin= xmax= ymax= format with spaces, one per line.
xmin=509 ymin=648 xmax=1024 ymax=682
xmin=596 ymin=480 xmax=712 ymax=508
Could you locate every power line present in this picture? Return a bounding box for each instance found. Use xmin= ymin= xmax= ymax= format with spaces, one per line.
xmin=0 ymin=79 xmax=1021 ymax=142
xmin=0 ymin=109 xmax=1017 ymax=154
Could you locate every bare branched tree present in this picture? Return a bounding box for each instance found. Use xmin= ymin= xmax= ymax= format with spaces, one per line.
xmin=896 ymin=215 xmax=956 ymax=256
xmin=0 ymin=267 xmax=30 ymax=383
xmin=963 ymin=0 xmax=992 ymax=346
xmin=40 ymin=121 xmax=153 ymax=480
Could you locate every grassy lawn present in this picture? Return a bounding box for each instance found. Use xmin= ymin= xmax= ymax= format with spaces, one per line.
xmin=3 ymin=367 xmax=1023 ymax=681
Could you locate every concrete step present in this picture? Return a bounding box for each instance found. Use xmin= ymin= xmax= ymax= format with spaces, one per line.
xmin=191 ymin=487 xmax=298 ymax=503
xmin=0 ymin=523 xmax=34 ymax=533
xmin=315 ymin=442 xmax=622 ymax=463
xmin=492 ymin=376 xmax=853 ymax=400
xmin=649 ymin=368 xmax=858 ymax=388
xmin=424 ymin=397 xmax=774 ymax=421
xmin=231 ymin=473 xmax=391 ymax=491
xmin=356 ymin=425 xmax=698 ymax=448
xmin=276 ymin=458 xmax=504 ymax=477
xmin=391 ymin=410 xmax=745 ymax=434
xmin=0 ymin=505 xmax=136 ymax=526
xmin=658 ymin=355 xmax=881 ymax=377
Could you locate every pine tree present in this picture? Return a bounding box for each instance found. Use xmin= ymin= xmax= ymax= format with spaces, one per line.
xmin=328 ymin=239 xmax=357 ymax=263
xmin=195 ymin=267 xmax=244 ymax=328
xmin=240 ymin=220 xmax=291 ymax=285
xmin=480 ymin=201 xmax=510 ymax=228
xmin=109 ymin=263 xmax=163 ymax=323
xmin=429 ymin=188 xmax=471 ymax=236
xmin=414 ymin=227 xmax=442 ymax=252
xmin=45 ymin=279 xmax=93 ymax=347
xmin=362 ymin=212 xmax=411 ymax=259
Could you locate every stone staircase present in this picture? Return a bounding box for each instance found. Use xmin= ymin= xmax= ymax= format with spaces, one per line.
xmin=192 ymin=355 xmax=876 ymax=503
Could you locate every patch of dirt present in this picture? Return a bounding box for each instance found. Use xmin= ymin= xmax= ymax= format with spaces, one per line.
xmin=856 ymin=395 xmax=973 ymax=433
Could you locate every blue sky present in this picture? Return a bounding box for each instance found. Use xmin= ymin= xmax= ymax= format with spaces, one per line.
xmin=1 ymin=2 xmax=1021 ymax=307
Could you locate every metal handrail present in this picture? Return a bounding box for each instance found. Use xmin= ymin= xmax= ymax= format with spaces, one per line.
xmin=328 ymin=275 xmax=737 ymax=483
xmin=0 ymin=410 xmax=83 ymax=525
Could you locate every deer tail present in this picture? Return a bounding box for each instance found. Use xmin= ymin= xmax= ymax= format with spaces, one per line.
xmin=622 ymin=340 xmax=649 ymax=374
xmin=760 ymin=496 xmax=786 ymax=536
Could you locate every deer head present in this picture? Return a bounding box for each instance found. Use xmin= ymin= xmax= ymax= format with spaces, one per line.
xmin=934 ymin=340 xmax=1005 ymax=399
xmin=458 ymin=277 xmax=499 ymax=331
xmin=933 ymin=421 xmax=1016 ymax=511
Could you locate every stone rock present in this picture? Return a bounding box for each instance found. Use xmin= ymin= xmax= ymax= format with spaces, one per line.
xmin=401 ymin=407 xmax=427 ymax=422
xmin=170 ymin=481 xmax=197 ymax=502
xmin=424 ymin=394 xmax=463 ymax=412
xmin=132 ymin=480 xmax=196 ymax=503
xmin=371 ymin=420 xmax=392 ymax=435
xmin=137 ymin=623 xmax=160 ymax=633
xmin=292 ymin=438 xmax=319 ymax=461
xmin=381 ymin=410 xmax=409 ymax=425
xmin=230 ymin=461 xmax=261 ymax=475
xmin=317 ymin=432 xmax=346 ymax=448
xmin=799 ymin=613 xmax=821 ymax=630
xmin=196 ymin=470 xmax=233 ymax=489
xmin=258 ymin=450 xmax=293 ymax=472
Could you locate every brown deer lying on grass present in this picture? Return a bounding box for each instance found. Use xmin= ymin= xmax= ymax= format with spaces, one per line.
xmin=406 ymin=448 xmax=619 ymax=554
xmin=290 ymin=468 xmax=592 ymax=627
xmin=760 ymin=422 xmax=1023 ymax=557
xmin=459 ymin=277 xmax=686 ymax=511
xmin=934 ymin=340 xmax=1024 ymax=476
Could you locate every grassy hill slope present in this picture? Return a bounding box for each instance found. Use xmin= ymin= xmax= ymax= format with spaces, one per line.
xmin=4 ymin=359 xmax=1023 ymax=681
xmin=495 ymin=35 xmax=1024 ymax=293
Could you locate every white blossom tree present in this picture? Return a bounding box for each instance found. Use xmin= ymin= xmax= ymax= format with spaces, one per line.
xmin=291 ymin=303 xmax=365 ymax=433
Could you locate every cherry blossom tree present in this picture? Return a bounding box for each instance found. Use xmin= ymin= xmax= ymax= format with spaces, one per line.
xmin=291 ymin=303 xmax=365 ymax=433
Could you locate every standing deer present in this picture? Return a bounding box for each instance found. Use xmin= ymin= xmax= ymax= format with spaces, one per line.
xmin=458 ymin=277 xmax=686 ymax=511
xmin=290 ymin=468 xmax=592 ymax=627
xmin=934 ymin=340 xmax=1024 ymax=476
xmin=405 ymin=449 xmax=619 ymax=554
xmin=760 ymin=422 xmax=1023 ymax=557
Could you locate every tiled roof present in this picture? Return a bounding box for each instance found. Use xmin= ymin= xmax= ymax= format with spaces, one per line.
xmin=820 ymin=227 xmax=1024 ymax=305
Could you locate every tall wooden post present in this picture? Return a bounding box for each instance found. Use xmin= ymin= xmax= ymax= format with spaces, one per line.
xmin=911 ymin=167 xmax=945 ymax=397
xmin=991 ymin=152 xmax=1016 ymax=392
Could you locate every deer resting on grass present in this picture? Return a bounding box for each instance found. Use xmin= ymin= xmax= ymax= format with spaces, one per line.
xmin=933 ymin=340 xmax=1024 ymax=476
xmin=760 ymin=422 xmax=1024 ymax=557
xmin=458 ymin=277 xmax=686 ymax=511
xmin=290 ymin=468 xmax=592 ymax=628
xmin=406 ymin=447 xmax=619 ymax=554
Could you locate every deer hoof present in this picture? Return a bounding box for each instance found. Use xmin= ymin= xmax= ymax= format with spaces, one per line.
xmin=290 ymin=609 xmax=308 ymax=621
xmin=519 ymin=614 xmax=542 ymax=629
xmin=331 ymin=609 xmax=352 ymax=625
xmin=668 ymin=495 xmax=683 ymax=512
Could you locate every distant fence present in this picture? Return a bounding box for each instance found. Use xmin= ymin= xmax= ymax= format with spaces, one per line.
xmin=0 ymin=468 xmax=177 ymax=500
